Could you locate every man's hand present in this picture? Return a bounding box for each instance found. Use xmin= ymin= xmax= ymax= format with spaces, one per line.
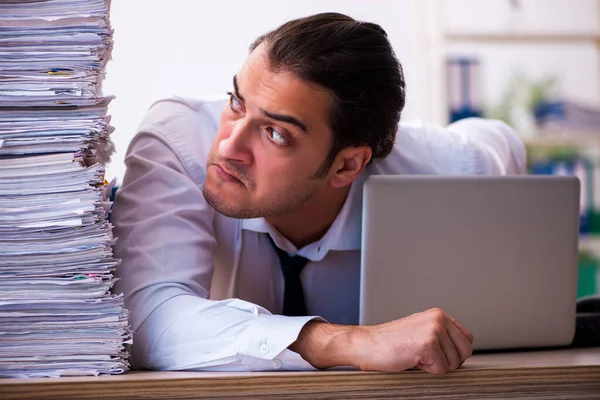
xmin=290 ymin=308 xmax=474 ymax=374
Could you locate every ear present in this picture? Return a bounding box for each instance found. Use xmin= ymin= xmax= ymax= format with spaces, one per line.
xmin=330 ymin=146 xmax=372 ymax=188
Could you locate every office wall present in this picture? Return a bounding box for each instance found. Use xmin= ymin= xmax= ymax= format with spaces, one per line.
xmin=103 ymin=0 xmax=423 ymax=182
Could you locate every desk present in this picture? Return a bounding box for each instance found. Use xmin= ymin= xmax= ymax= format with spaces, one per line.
xmin=2 ymin=348 xmax=600 ymax=399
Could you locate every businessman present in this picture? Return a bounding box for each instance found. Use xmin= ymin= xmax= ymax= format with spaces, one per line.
xmin=112 ymin=13 xmax=525 ymax=374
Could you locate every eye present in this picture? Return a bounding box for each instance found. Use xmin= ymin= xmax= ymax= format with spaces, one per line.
xmin=227 ymin=92 xmax=242 ymax=112
xmin=266 ymin=127 xmax=290 ymax=146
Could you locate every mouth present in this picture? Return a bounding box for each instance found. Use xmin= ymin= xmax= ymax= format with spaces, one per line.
xmin=213 ymin=163 xmax=244 ymax=185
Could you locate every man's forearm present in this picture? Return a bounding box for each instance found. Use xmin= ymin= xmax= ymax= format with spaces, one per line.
xmin=289 ymin=321 xmax=365 ymax=369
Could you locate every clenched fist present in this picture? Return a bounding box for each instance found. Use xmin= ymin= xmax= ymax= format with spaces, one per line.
xmin=291 ymin=308 xmax=474 ymax=374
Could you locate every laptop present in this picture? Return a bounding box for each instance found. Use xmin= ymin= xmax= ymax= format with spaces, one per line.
xmin=359 ymin=175 xmax=580 ymax=350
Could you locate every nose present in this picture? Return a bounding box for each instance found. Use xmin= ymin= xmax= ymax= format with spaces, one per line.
xmin=219 ymin=119 xmax=253 ymax=164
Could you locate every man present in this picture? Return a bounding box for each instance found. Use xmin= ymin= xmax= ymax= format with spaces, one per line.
xmin=112 ymin=13 xmax=525 ymax=374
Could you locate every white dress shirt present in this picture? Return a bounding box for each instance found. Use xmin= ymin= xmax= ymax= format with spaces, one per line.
xmin=112 ymin=97 xmax=526 ymax=372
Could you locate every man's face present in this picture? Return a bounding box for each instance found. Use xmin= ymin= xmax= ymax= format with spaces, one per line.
xmin=203 ymin=47 xmax=334 ymax=219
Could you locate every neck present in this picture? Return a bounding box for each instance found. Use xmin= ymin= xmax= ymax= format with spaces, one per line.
xmin=265 ymin=185 xmax=351 ymax=249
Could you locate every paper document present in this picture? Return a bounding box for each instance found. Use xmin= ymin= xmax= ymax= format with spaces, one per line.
xmin=0 ymin=0 xmax=130 ymax=378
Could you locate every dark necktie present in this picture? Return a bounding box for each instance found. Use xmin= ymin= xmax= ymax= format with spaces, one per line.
xmin=268 ymin=235 xmax=310 ymax=316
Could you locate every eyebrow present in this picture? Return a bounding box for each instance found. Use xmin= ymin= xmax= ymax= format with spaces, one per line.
xmin=262 ymin=110 xmax=308 ymax=133
xmin=233 ymin=75 xmax=245 ymax=102
xmin=232 ymin=74 xmax=308 ymax=133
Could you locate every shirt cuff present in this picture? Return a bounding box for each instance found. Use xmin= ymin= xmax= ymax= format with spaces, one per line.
xmin=237 ymin=314 xmax=325 ymax=371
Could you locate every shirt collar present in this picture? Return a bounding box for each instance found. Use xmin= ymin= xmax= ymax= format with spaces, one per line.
xmin=240 ymin=172 xmax=366 ymax=261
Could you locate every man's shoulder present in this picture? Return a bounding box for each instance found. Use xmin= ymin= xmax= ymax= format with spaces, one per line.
xmin=132 ymin=96 xmax=226 ymax=180
xmin=369 ymin=119 xmax=487 ymax=175
xmin=368 ymin=120 xmax=441 ymax=175
xmin=137 ymin=96 xmax=225 ymax=140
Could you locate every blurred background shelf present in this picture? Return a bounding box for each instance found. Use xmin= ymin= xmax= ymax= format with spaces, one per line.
xmin=579 ymin=234 xmax=600 ymax=254
xmin=523 ymin=131 xmax=600 ymax=147
xmin=446 ymin=32 xmax=600 ymax=44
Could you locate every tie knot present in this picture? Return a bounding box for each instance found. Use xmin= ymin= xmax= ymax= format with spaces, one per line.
xmin=272 ymin=244 xmax=310 ymax=276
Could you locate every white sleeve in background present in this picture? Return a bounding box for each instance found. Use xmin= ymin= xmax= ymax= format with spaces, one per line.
xmin=111 ymin=133 xmax=318 ymax=372
xmin=447 ymin=118 xmax=527 ymax=175
xmin=384 ymin=118 xmax=527 ymax=176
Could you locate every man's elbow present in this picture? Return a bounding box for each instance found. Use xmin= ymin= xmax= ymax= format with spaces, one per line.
xmin=467 ymin=119 xmax=527 ymax=176
xmin=127 ymin=318 xmax=167 ymax=371
xmin=491 ymin=119 xmax=527 ymax=175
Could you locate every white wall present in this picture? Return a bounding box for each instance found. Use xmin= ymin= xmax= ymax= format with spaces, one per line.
xmin=103 ymin=0 xmax=423 ymax=182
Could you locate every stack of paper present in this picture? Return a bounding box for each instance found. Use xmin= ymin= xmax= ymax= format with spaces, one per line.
xmin=0 ymin=0 xmax=131 ymax=378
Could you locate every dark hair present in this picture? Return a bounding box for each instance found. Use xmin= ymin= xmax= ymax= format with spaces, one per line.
xmin=250 ymin=12 xmax=405 ymax=172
